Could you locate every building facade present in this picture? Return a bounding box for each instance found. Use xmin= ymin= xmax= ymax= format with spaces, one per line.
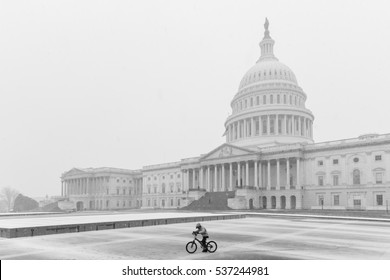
xmin=62 ymin=19 xmax=390 ymax=211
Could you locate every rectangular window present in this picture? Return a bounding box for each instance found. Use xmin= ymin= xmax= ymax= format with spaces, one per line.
xmin=376 ymin=195 xmax=383 ymax=206
xmin=318 ymin=195 xmax=324 ymax=206
xmin=318 ymin=176 xmax=324 ymax=186
xmin=123 ymin=189 xmax=126 ymax=195
xmin=375 ymin=173 xmax=383 ymax=184
xmin=333 ymin=159 xmax=339 ymax=165
xmin=333 ymin=195 xmax=339 ymax=206
xmin=375 ymin=155 xmax=382 ymax=161
xmin=318 ymin=160 xmax=324 ymax=166
xmin=333 ymin=175 xmax=339 ymax=186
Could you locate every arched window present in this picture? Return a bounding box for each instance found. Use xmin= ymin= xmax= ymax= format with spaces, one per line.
xmin=277 ymin=95 xmax=280 ymax=104
xmin=256 ymin=96 xmax=260 ymax=105
xmin=263 ymin=95 xmax=267 ymax=104
xmin=353 ymin=169 xmax=360 ymax=185
xmin=284 ymin=95 xmax=287 ymax=104
xmin=270 ymin=95 xmax=273 ymax=104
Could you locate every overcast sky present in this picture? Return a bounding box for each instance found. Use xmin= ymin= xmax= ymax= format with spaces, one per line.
xmin=1 ymin=0 xmax=390 ymax=198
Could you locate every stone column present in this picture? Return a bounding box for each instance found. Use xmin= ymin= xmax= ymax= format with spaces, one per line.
xmin=267 ymin=115 xmax=270 ymax=135
xmin=200 ymin=167 xmax=204 ymax=189
xmin=297 ymin=158 xmax=300 ymax=188
xmin=246 ymin=161 xmax=249 ymax=186
xmin=259 ymin=161 xmax=262 ymax=188
xmin=229 ymin=163 xmax=233 ymax=190
xmin=299 ymin=116 xmax=302 ymax=136
xmin=214 ymin=165 xmax=218 ymax=191
xmin=207 ymin=166 xmax=211 ymax=192
xmin=267 ymin=160 xmax=271 ymax=190
xmin=238 ymin=121 xmax=241 ymax=138
xmin=192 ymin=169 xmax=196 ymax=189
xmin=251 ymin=118 xmax=255 ymax=136
xmin=276 ymin=159 xmax=280 ymax=190
xmin=237 ymin=162 xmax=241 ymax=187
xmin=286 ymin=158 xmax=290 ymax=189
xmin=284 ymin=115 xmax=288 ymax=134
xmin=254 ymin=161 xmax=258 ymax=187
xmin=222 ymin=164 xmax=225 ymax=191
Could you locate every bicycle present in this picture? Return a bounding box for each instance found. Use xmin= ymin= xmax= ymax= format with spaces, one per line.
xmin=185 ymin=233 xmax=218 ymax=254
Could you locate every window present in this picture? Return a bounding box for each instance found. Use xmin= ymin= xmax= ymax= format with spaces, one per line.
xmin=106 ymin=200 xmax=109 ymax=207
xmin=256 ymin=96 xmax=260 ymax=105
xmin=170 ymin=199 xmax=174 ymax=206
xmin=353 ymin=157 xmax=359 ymax=163
xmin=162 ymin=184 xmax=166 ymax=193
xmin=353 ymin=169 xmax=360 ymax=185
xmin=123 ymin=201 xmax=125 ymax=207
xmin=333 ymin=175 xmax=339 ymax=186
xmin=123 ymin=179 xmax=126 ymax=183
xmin=284 ymin=95 xmax=286 ymax=104
xmin=318 ymin=195 xmax=324 ymax=206
xmin=333 ymin=195 xmax=340 ymax=206
xmin=376 ymin=194 xmax=383 ymax=206
xmin=375 ymin=155 xmax=382 ymax=161
xmin=170 ymin=175 xmax=173 ymax=179
xmin=177 ymin=174 xmax=181 ymax=178
xmin=154 ymin=186 xmax=157 ymax=193
xmin=250 ymin=98 xmax=253 ymax=106
xmin=117 ymin=179 xmax=119 ymax=183
xmin=318 ymin=176 xmax=324 ymax=186
xmin=177 ymin=199 xmax=181 ymax=206
xmin=116 ymin=201 xmax=119 ymax=207
xmin=147 ymin=199 xmax=150 ymax=207
xmin=263 ymin=95 xmax=266 ymax=104
xmin=333 ymin=159 xmax=339 ymax=165
xmin=123 ymin=189 xmax=126 ymax=195
xmin=162 ymin=176 xmax=165 ymax=179
xmin=270 ymin=95 xmax=273 ymax=104
xmin=116 ymin=188 xmax=119 ymax=195
xmin=277 ymin=95 xmax=280 ymax=103
xmin=375 ymin=172 xmax=383 ymax=184
xmin=148 ymin=186 xmax=151 ymax=194
xmin=245 ymin=100 xmax=247 ymax=108
xmin=154 ymin=200 xmax=157 ymax=206
xmin=318 ymin=160 xmax=324 ymax=166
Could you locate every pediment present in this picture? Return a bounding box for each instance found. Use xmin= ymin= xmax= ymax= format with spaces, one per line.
xmin=200 ymin=143 xmax=255 ymax=161
xmin=63 ymin=168 xmax=87 ymax=177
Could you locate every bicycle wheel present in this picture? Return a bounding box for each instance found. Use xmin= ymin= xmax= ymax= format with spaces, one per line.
xmin=207 ymin=241 xmax=217 ymax=253
xmin=186 ymin=241 xmax=197 ymax=254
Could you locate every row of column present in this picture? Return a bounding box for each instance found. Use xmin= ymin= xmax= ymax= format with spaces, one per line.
xmin=62 ymin=177 xmax=143 ymax=197
xmin=227 ymin=114 xmax=313 ymax=142
xmin=185 ymin=158 xmax=301 ymax=192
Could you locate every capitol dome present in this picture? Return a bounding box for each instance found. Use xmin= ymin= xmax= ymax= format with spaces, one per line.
xmin=224 ymin=18 xmax=314 ymax=148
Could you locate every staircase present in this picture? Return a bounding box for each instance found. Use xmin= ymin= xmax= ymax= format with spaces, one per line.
xmin=183 ymin=191 xmax=236 ymax=211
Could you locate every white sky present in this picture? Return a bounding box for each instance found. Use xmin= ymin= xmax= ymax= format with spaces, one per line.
xmin=1 ymin=0 xmax=390 ymax=197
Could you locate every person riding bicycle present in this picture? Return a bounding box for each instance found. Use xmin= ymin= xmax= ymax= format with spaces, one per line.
xmin=192 ymin=223 xmax=209 ymax=252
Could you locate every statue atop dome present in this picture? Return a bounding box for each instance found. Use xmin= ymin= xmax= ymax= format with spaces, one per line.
xmin=264 ymin=17 xmax=270 ymax=38
xmin=264 ymin=17 xmax=269 ymax=31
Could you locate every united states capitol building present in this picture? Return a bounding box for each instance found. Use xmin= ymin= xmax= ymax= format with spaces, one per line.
xmin=61 ymin=19 xmax=390 ymax=211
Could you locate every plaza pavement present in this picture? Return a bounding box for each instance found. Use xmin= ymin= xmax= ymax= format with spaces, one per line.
xmin=1 ymin=213 xmax=390 ymax=259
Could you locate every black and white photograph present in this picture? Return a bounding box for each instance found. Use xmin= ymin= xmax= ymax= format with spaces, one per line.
xmin=1 ymin=0 xmax=390 ymax=278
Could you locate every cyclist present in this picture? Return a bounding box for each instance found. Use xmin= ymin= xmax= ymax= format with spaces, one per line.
xmin=192 ymin=223 xmax=209 ymax=252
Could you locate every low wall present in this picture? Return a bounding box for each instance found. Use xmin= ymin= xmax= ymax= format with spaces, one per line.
xmin=0 ymin=214 xmax=246 ymax=238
